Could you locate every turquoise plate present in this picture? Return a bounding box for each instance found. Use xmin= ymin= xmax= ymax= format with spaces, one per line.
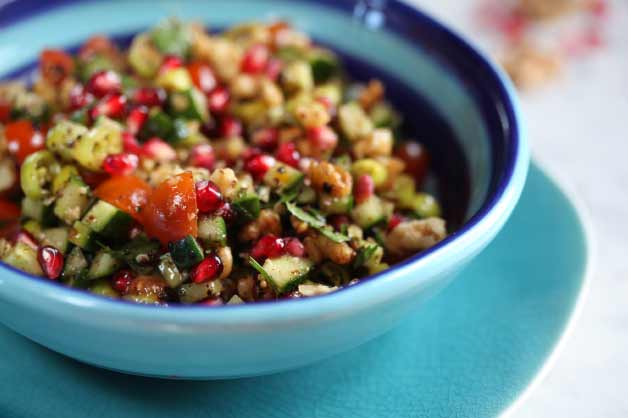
xmin=0 ymin=162 xmax=590 ymax=418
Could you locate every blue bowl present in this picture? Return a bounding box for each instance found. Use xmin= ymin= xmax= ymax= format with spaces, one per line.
xmin=0 ymin=0 xmax=529 ymax=378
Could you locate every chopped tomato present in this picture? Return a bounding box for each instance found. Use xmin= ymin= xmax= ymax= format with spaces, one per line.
xmin=79 ymin=35 xmax=119 ymax=61
xmin=0 ymin=200 xmax=20 ymax=222
xmin=39 ymin=49 xmax=74 ymax=85
xmin=4 ymin=120 xmax=45 ymax=164
xmin=94 ymin=175 xmax=152 ymax=221
xmin=141 ymin=172 xmax=198 ymax=244
xmin=0 ymin=101 xmax=10 ymax=123
xmin=187 ymin=62 xmax=217 ymax=94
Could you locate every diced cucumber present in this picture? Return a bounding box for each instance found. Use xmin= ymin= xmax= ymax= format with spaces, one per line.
xmin=20 ymin=150 xmax=59 ymax=200
xmin=177 ymin=280 xmax=223 ymax=304
xmin=2 ymin=242 xmax=43 ymax=276
xmin=114 ymin=235 xmax=161 ymax=275
xmin=263 ymin=162 xmax=304 ymax=193
xmin=353 ymin=242 xmax=383 ymax=270
xmin=87 ymin=250 xmax=121 ymax=280
xmin=40 ymin=227 xmax=70 ymax=254
xmin=369 ymin=102 xmax=401 ymax=129
xmin=21 ymin=197 xmax=56 ymax=226
xmin=281 ymin=60 xmax=314 ymax=93
xmin=22 ymin=219 xmax=41 ymax=237
xmin=88 ymin=279 xmax=119 ymax=298
xmin=338 ymin=102 xmax=373 ymax=142
xmin=140 ymin=107 xmax=174 ymax=141
xmin=68 ymin=221 xmax=99 ymax=252
xmin=410 ymin=193 xmax=442 ymax=219
xmin=157 ymin=253 xmax=185 ymax=288
xmin=198 ymin=215 xmax=227 ymax=246
xmin=296 ymin=186 xmax=316 ymax=205
xmin=167 ymin=88 xmax=209 ymax=123
xmin=72 ymin=117 xmax=123 ymax=171
xmin=81 ymin=200 xmax=133 ymax=240
xmin=168 ymin=235 xmax=204 ymax=269
xmin=262 ymin=255 xmax=313 ymax=294
xmin=62 ymin=247 xmax=88 ymax=280
xmin=151 ymin=18 xmax=191 ymax=57
xmin=351 ymin=195 xmax=386 ymax=229
xmin=232 ymin=193 xmax=261 ymax=223
xmin=54 ymin=176 xmax=91 ymax=225
xmin=316 ymin=261 xmax=351 ymax=287
xmin=78 ymin=55 xmax=115 ymax=82
xmin=52 ymin=165 xmax=80 ymax=194
xmin=308 ymin=48 xmax=340 ymax=83
xmin=318 ymin=193 xmax=354 ymax=215
xmin=156 ymin=67 xmax=192 ymax=92
xmin=128 ymin=33 xmax=163 ymax=78
xmin=46 ymin=120 xmax=89 ymax=162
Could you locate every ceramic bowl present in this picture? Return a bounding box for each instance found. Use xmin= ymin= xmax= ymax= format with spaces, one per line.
xmin=0 ymin=0 xmax=528 ymax=378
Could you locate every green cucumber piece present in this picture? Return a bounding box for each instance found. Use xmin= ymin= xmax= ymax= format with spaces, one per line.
xmin=140 ymin=108 xmax=174 ymax=142
xmin=62 ymin=247 xmax=88 ymax=280
xmin=2 ymin=242 xmax=43 ymax=276
xmin=351 ymin=195 xmax=386 ymax=229
xmin=81 ymin=200 xmax=133 ymax=240
xmin=232 ymin=193 xmax=261 ymax=223
xmin=21 ymin=197 xmax=56 ymax=226
xmin=157 ymin=253 xmax=185 ymax=288
xmin=318 ymin=193 xmax=354 ymax=215
xmin=263 ymin=163 xmax=304 ymax=193
xmin=369 ymin=102 xmax=401 ymax=129
xmin=316 ymin=261 xmax=350 ymax=287
xmin=198 ymin=215 xmax=227 ymax=246
xmin=114 ymin=235 xmax=161 ymax=275
xmin=151 ymin=18 xmax=191 ymax=57
xmin=40 ymin=227 xmax=70 ymax=254
xmin=54 ymin=176 xmax=91 ymax=225
xmin=261 ymin=255 xmax=313 ymax=294
xmin=178 ymin=280 xmax=223 ymax=304
xmin=87 ymin=250 xmax=121 ymax=280
xmin=22 ymin=220 xmax=41 ymax=237
xmin=68 ymin=221 xmax=99 ymax=252
xmin=168 ymin=88 xmax=209 ymax=122
xmin=308 ymin=49 xmax=339 ymax=83
xmin=88 ymin=279 xmax=119 ymax=298
xmin=168 ymin=235 xmax=204 ymax=270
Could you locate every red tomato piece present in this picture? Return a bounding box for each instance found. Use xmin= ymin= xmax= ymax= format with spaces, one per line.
xmin=4 ymin=120 xmax=45 ymax=164
xmin=94 ymin=175 xmax=152 ymax=221
xmin=0 ymin=200 xmax=21 ymax=222
xmin=141 ymin=172 xmax=198 ymax=244
xmin=39 ymin=49 xmax=74 ymax=85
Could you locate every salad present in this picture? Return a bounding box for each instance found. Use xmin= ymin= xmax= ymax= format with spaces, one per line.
xmin=0 ymin=20 xmax=447 ymax=305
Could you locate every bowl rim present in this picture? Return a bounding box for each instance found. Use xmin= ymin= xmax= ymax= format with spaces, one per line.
xmin=0 ymin=0 xmax=529 ymax=324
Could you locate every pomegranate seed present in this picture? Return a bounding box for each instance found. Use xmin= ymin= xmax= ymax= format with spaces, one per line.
xmin=189 ymin=144 xmax=215 ymax=170
xmin=265 ymin=58 xmax=283 ymax=81
xmin=202 ymin=297 xmax=224 ymax=307
xmin=387 ymin=213 xmax=405 ymax=232
xmin=89 ymin=94 xmax=127 ymax=120
xmin=195 ymin=180 xmax=223 ymax=213
xmin=245 ymin=154 xmax=276 ymax=179
xmin=68 ymin=84 xmax=94 ymax=110
xmin=251 ymin=127 xmax=278 ymax=149
xmin=191 ymin=253 xmax=223 ymax=283
xmin=215 ymin=202 xmax=235 ymax=224
xmin=126 ymin=106 xmax=148 ymax=135
xmin=251 ymin=234 xmax=285 ymax=260
xmin=207 ymin=87 xmax=230 ymax=113
xmin=103 ymin=153 xmax=139 ymax=176
xmin=307 ymin=126 xmax=338 ymax=151
xmin=112 ymin=270 xmax=134 ymax=294
xmin=219 ymin=116 xmax=243 ymax=138
xmin=354 ymin=174 xmax=375 ymax=204
xmin=16 ymin=231 xmax=38 ymax=250
xmin=159 ymin=55 xmax=183 ymax=73
xmin=132 ymin=87 xmax=166 ymax=107
xmin=285 ymin=237 xmax=305 ymax=257
xmin=37 ymin=246 xmax=64 ymax=280
xmin=275 ymin=142 xmax=300 ymax=167
xmin=87 ymin=70 xmax=121 ymax=98
xmin=241 ymin=44 xmax=270 ymax=74
xmin=142 ymin=137 xmax=176 ymax=161
xmin=329 ymin=214 xmax=350 ymax=231
xmin=122 ymin=132 xmax=142 ymax=154
xmin=242 ymin=147 xmax=262 ymax=161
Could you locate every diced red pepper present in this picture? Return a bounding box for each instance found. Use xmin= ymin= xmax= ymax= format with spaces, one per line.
xmin=4 ymin=120 xmax=45 ymax=164
xmin=39 ymin=49 xmax=74 ymax=85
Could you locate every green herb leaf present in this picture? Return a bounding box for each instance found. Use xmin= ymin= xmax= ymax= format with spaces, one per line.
xmin=317 ymin=226 xmax=350 ymax=243
xmin=353 ymin=243 xmax=379 ymax=269
xmin=248 ymin=256 xmax=272 ymax=281
xmin=285 ymin=202 xmax=325 ymax=228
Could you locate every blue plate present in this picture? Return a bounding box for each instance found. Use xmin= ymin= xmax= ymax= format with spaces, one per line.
xmin=0 ymin=162 xmax=589 ymax=417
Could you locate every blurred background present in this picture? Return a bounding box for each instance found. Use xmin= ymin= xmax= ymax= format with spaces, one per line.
xmin=408 ymin=0 xmax=626 ymax=416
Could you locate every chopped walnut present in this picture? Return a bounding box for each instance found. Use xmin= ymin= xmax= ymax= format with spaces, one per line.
xmin=358 ymin=79 xmax=385 ymax=110
xmin=385 ymin=218 xmax=447 ymax=256
xmin=303 ymin=232 xmax=355 ymax=265
xmin=290 ymin=215 xmax=309 ymax=235
xmin=353 ymin=128 xmax=393 ymax=159
xmin=308 ymin=161 xmax=353 ymax=198
xmin=238 ymin=209 xmax=282 ymax=241
xmin=209 ymin=168 xmax=239 ymax=200
xmin=294 ymin=101 xmax=330 ymax=128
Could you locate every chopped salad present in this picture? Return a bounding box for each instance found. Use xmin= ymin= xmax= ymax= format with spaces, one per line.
xmin=0 ymin=20 xmax=447 ymax=305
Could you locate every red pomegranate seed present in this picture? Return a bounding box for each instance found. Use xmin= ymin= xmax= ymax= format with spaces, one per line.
xmin=142 ymin=137 xmax=176 ymax=161
xmin=329 ymin=214 xmax=350 ymax=231
xmin=215 ymin=202 xmax=235 ymax=224
xmin=219 ymin=116 xmax=243 ymax=138
xmin=275 ymin=142 xmax=300 ymax=167
xmin=285 ymin=237 xmax=305 ymax=257
xmin=207 ymin=87 xmax=230 ymax=113
xmin=191 ymin=253 xmax=223 ymax=283
xmin=87 ymin=70 xmax=121 ymax=98
xmin=195 ymin=180 xmax=223 ymax=213
xmin=132 ymin=87 xmax=166 ymax=107
xmin=396 ymin=141 xmax=430 ymax=186
xmin=89 ymin=94 xmax=127 ymax=120
xmin=159 ymin=55 xmax=183 ymax=73
xmin=126 ymin=106 xmax=148 ymax=135
xmin=122 ymin=132 xmax=142 ymax=154
xmin=251 ymin=234 xmax=285 ymax=260
xmin=251 ymin=127 xmax=278 ymax=149
xmin=387 ymin=213 xmax=405 ymax=232
xmin=265 ymin=58 xmax=283 ymax=81
xmin=16 ymin=231 xmax=38 ymax=250
xmin=245 ymin=154 xmax=276 ymax=179
xmin=103 ymin=153 xmax=139 ymax=176
xmin=202 ymin=297 xmax=224 ymax=307
xmin=112 ymin=270 xmax=134 ymax=294
xmin=241 ymin=44 xmax=270 ymax=74
xmin=354 ymin=174 xmax=375 ymax=204
xmin=37 ymin=246 xmax=64 ymax=280
xmin=68 ymin=84 xmax=94 ymax=111
xmin=189 ymin=143 xmax=215 ymax=170
xmin=307 ymin=126 xmax=338 ymax=151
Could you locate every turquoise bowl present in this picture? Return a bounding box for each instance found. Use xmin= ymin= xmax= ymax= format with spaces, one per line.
xmin=0 ymin=0 xmax=529 ymax=378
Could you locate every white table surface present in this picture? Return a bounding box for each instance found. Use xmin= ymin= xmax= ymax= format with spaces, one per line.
xmin=407 ymin=0 xmax=628 ymax=416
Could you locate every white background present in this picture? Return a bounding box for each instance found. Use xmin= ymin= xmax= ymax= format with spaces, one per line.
xmin=407 ymin=1 xmax=628 ymax=416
